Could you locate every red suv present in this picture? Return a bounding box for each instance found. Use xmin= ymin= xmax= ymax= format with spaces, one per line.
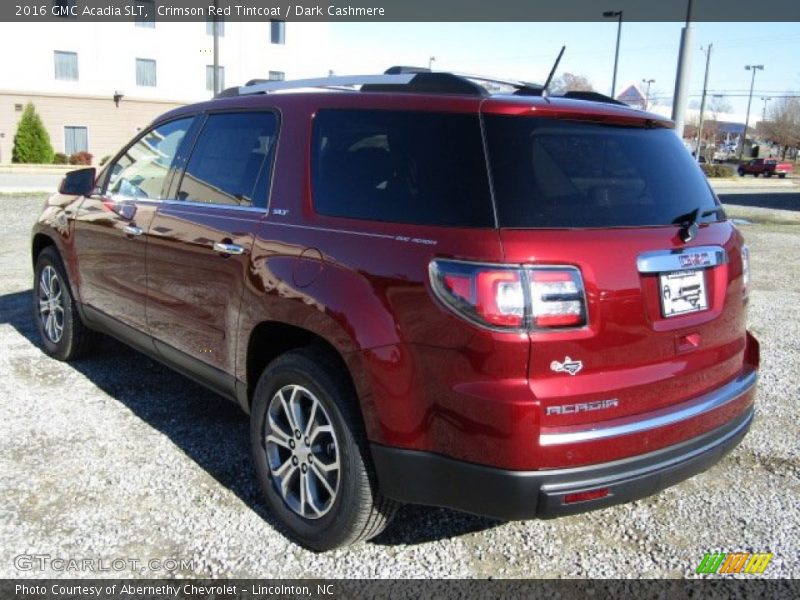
xmin=31 ymin=68 xmax=758 ymax=551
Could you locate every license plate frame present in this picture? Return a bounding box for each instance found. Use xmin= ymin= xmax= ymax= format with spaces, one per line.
xmin=659 ymin=269 xmax=708 ymax=318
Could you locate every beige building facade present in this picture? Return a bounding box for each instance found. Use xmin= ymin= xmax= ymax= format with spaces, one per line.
xmin=0 ymin=91 xmax=183 ymax=165
xmin=0 ymin=20 xmax=329 ymax=164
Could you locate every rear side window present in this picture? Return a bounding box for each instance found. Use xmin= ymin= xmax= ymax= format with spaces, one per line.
xmin=484 ymin=116 xmax=721 ymax=228
xmin=177 ymin=112 xmax=278 ymax=208
xmin=311 ymin=109 xmax=494 ymax=227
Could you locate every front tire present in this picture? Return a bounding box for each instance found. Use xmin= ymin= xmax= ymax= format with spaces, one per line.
xmin=250 ymin=349 xmax=397 ymax=551
xmin=33 ymin=246 xmax=100 ymax=361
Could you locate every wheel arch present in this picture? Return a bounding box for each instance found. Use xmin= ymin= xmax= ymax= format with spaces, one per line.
xmin=31 ymin=232 xmax=57 ymax=267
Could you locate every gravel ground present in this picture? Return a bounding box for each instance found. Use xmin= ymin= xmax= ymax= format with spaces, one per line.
xmin=0 ymin=194 xmax=798 ymax=579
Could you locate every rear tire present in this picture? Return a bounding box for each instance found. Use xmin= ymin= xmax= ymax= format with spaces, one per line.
xmin=250 ymin=348 xmax=397 ymax=551
xmin=779 ymin=173 xmax=786 ymax=179
xmin=33 ymin=246 xmax=100 ymax=361
xmin=738 ymin=168 xmax=745 ymax=176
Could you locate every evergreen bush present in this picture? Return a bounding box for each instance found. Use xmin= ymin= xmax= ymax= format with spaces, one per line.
xmin=12 ymin=103 xmax=55 ymax=164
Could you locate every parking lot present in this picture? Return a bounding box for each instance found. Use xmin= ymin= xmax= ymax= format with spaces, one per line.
xmin=0 ymin=186 xmax=798 ymax=578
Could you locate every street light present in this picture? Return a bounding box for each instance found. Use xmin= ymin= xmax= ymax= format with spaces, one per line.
xmin=641 ymin=78 xmax=655 ymax=110
xmin=603 ymin=10 xmax=623 ymax=98
xmin=428 ymin=56 xmax=436 ymax=70
xmin=739 ymin=64 xmax=764 ymax=159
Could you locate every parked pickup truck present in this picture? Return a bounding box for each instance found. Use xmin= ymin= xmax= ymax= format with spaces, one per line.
xmin=738 ymin=158 xmax=793 ymax=178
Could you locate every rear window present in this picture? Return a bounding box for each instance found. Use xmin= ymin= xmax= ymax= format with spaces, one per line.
xmin=484 ymin=116 xmax=722 ymax=228
xmin=311 ymin=109 xmax=494 ymax=227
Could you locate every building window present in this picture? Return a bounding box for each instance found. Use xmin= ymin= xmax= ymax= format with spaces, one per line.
xmin=206 ymin=18 xmax=224 ymax=36
xmin=270 ymin=20 xmax=285 ymax=44
xmin=52 ymin=0 xmax=77 ymax=18
xmin=54 ymin=51 xmax=78 ymax=81
xmin=206 ymin=65 xmax=225 ymax=92
xmin=64 ymin=126 xmax=88 ymax=155
xmin=269 ymin=71 xmax=285 ymax=81
xmin=136 ymin=58 xmax=157 ymax=87
xmin=135 ymin=0 xmax=155 ymax=27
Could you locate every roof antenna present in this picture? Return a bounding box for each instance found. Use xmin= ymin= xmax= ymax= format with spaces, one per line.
xmin=541 ymin=46 xmax=566 ymax=98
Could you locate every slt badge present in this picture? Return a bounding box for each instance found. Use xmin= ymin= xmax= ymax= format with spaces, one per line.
xmin=550 ymin=356 xmax=583 ymax=376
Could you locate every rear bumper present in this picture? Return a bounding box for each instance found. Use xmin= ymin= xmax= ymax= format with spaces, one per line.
xmin=372 ymin=405 xmax=754 ymax=520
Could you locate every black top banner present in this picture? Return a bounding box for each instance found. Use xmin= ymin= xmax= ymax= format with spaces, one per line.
xmin=5 ymin=0 xmax=800 ymax=22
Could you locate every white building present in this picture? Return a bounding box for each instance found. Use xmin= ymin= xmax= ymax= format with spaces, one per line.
xmin=0 ymin=19 xmax=329 ymax=164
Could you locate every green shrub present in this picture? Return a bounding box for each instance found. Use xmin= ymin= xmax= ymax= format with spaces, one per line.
xmin=701 ymin=164 xmax=732 ymax=178
xmin=12 ymin=103 xmax=55 ymax=164
xmin=69 ymin=151 xmax=93 ymax=165
xmin=53 ymin=153 xmax=69 ymax=164
xmin=99 ymin=155 xmax=112 ymax=166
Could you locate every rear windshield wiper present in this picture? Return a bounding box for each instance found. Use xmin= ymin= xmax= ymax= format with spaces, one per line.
xmin=672 ymin=205 xmax=724 ymax=242
xmin=702 ymin=206 xmax=725 ymax=220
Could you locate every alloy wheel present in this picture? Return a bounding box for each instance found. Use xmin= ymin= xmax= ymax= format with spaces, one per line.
xmin=265 ymin=384 xmax=340 ymax=519
xmin=38 ymin=266 xmax=64 ymax=344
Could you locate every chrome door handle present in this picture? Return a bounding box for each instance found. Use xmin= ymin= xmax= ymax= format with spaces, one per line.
xmin=213 ymin=242 xmax=245 ymax=256
xmin=123 ymin=225 xmax=143 ymax=236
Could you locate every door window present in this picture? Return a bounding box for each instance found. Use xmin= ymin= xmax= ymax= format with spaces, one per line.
xmin=176 ymin=112 xmax=278 ymax=208
xmin=105 ymin=118 xmax=193 ymax=200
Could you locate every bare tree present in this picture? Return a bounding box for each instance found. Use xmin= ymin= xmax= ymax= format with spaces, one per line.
xmin=762 ymin=96 xmax=800 ymax=159
xmin=707 ymin=96 xmax=732 ymax=122
xmin=706 ymin=96 xmax=732 ymax=147
xmin=550 ymin=73 xmax=595 ymax=95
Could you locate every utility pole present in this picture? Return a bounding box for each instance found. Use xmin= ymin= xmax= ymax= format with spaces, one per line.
xmin=642 ymin=78 xmax=655 ymax=110
xmin=695 ymin=44 xmax=712 ymax=162
xmin=603 ymin=10 xmax=623 ymax=98
xmin=671 ymin=0 xmax=695 ymax=142
xmin=761 ymin=96 xmax=772 ymax=122
xmin=739 ymin=64 xmax=764 ymax=159
xmin=212 ymin=0 xmax=219 ymax=96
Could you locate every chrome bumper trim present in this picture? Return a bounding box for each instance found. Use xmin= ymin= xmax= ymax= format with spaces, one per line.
xmin=539 ymin=369 xmax=757 ymax=446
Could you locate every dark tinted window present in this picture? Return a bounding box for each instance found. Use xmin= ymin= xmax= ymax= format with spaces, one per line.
xmin=312 ymin=109 xmax=494 ymax=227
xmin=485 ymin=116 xmax=721 ymax=228
xmin=177 ymin=112 xmax=278 ymax=208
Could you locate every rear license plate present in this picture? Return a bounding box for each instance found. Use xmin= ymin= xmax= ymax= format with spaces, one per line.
xmin=660 ymin=269 xmax=708 ymax=317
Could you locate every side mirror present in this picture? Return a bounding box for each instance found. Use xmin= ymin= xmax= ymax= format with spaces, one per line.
xmin=59 ymin=167 xmax=96 ymax=196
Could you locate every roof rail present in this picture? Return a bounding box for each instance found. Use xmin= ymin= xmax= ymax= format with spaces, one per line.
xmin=215 ymin=67 xmax=542 ymax=99
xmin=214 ymin=67 xmax=630 ymax=109
xmin=225 ymin=74 xmax=417 ymax=97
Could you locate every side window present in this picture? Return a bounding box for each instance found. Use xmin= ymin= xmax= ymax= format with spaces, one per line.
xmin=176 ymin=112 xmax=278 ymax=208
xmin=311 ymin=109 xmax=494 ymax=227
xmin=106 ymin=118 xmax=193 ymax=200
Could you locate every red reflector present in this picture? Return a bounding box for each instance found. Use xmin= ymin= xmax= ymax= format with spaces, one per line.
xmin=535 ymin=313 xmax=583 ymax=328
xmin=564 ymin=488 xmax=610 ymax=504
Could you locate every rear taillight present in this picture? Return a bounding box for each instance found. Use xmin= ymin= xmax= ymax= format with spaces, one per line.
xmin=430 ymin=260 xmax=587 ymax=331
xmin=741 ymin=245 xmax=750 ymax=299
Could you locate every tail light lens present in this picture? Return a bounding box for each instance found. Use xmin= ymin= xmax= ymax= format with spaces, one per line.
xmin=430 ymin=260 xmax=587 ymax=331
xmin=741 ymin=245 xmax=750 ymax=299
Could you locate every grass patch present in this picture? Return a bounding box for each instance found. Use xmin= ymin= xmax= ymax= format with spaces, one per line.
xmin=723 ymin=204 xmax=800 ymax=227
xmin=0 ymin=192 xmax=49 ymax=200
